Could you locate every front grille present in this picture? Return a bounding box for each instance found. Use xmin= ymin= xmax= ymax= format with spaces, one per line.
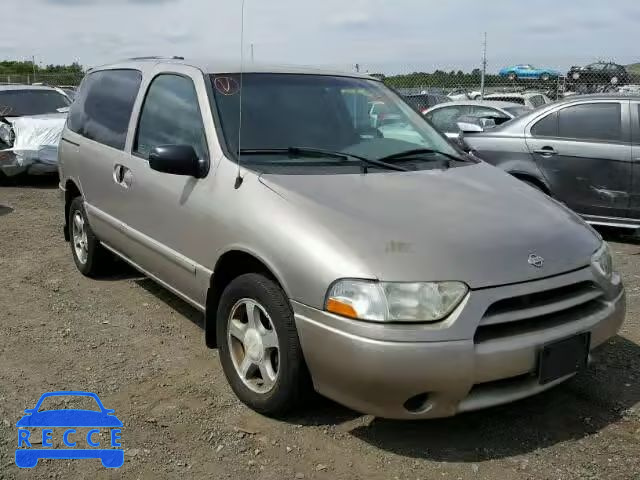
xmin=475 ymin=281 xmax=605 ymax=343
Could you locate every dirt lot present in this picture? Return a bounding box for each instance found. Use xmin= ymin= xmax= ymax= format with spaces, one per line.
xmin=0 ymin=179 xmax=639 ymax=480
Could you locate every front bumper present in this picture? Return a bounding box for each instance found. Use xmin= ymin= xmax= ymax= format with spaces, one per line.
xmin=0 ymin=151 xmax=58 ymax=176
xmin=293 ymin=267 xmax=625 ymax=419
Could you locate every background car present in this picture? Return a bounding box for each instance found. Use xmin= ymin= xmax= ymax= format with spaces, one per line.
xmin=458 ymin=94 xmax=640 ymax=229
xmin=0 ymin=85 xmax=70 ymax=177
xmin=568 ymin=62 xmax=630 ymax=86
xmin=499 ymin=64 xmax=560 ymax=81
xmin=424 ymin=100 xmax=531 ymax=139
xmin=483 ymin=91 xmax=552 ymax=109
xmin=402 ymin=92 xmax=451 ymax=114
xmin=447 ymin=88 xmax=482 ymax=101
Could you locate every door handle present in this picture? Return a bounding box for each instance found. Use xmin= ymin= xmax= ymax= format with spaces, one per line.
xmin=533 ymin=147 xmax=557 ymax=156
xmin=113 ymin=164 xmax=132 ymax=188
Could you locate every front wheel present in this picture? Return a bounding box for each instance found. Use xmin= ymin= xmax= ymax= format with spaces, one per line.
xmin=508 ymin=72 xmax=517 ymax=81
xmin=216 ymin=273 xmax=309 ymax=416
xmin=541 ymin=73 xmax=551 ymax=82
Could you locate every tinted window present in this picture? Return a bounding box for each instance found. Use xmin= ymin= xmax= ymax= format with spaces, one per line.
xmin=67 ymin=69 xmax=142 ymax=150
xmin=0 ymin=90 xmax=69 ymax=116
xmin=531 ymin=112 xmax=558 ymax=137
xmin=558 ymin=103 xmax=621 ymax=142
xmin=134 ymin=74 xmax=208 ymax=160
xmin=426 ymin=105 xmax=470 ymax=133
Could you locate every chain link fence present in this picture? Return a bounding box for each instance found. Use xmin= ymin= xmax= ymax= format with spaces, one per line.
xmin=370 ymin=64 xmax=640 ymax=104
xmin=1 ymin=62 xmax=639 ymax=101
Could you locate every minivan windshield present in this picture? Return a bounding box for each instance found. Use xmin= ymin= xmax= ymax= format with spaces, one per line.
xmin=211 ymin=73 xmax=463 ymax=171
xmin=0 ymin=89 xmax=70 ymax=116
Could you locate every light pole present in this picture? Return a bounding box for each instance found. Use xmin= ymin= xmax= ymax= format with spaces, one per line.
xmin=480 ymin=32 xmax=487 ymax=99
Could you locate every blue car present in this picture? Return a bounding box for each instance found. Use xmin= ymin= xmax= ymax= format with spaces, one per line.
xmin=15 ymin=391 xmax=124 ymax=468
xmin=499 ymin=64 xmax=560 ymax=81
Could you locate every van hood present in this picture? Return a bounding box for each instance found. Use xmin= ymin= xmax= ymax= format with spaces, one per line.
xmin=259 ymin=162 xmax=600 ymax=289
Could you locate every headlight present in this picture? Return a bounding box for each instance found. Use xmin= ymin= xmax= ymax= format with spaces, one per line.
xmin=325 ymin=279 xmax=468 ymax=323
xmin=592 ymin=242 xmax=613 ymax=279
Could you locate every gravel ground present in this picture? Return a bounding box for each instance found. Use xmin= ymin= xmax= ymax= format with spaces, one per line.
xmin=0 ymin=178 xmax=639 ymax=480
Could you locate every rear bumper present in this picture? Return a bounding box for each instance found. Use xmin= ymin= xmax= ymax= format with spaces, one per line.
xmin=294 ymin=268 xmax=625 ymax=419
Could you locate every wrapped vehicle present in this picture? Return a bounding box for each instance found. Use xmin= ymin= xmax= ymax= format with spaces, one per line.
xmin=0 ymin=85 xmax=70 ymax=176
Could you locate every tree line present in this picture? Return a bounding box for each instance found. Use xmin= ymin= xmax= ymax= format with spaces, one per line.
xmin=0 ymin=61 xmax=83 ymax=76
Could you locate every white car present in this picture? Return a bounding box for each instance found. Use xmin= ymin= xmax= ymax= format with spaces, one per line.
xmin=483 ymin=92 xmax=552 ymax=109
xmin=448 ymin=89 xmax=482 ymax=101
xmin=424 ymin=100 xmax=531 ymax=138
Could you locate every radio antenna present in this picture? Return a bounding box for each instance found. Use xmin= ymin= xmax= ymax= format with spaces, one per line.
xmin=234 ymin=0 xmax=246 ymax=189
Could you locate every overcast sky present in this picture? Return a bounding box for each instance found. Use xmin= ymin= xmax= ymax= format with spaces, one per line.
xmin=4 ymin=0 xmax=640 ymax=73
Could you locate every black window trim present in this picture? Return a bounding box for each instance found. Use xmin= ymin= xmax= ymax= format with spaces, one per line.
xmin=67 ymin=68 xmax=143 ymax=152
xmin=529 ymin=101 xmax=629 ymax=145
xmin=131 ymin=71 xmax=210 ymax=175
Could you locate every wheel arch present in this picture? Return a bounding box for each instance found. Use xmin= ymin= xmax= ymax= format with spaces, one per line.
xmin=205 ymin=248 xmax=289 ymax=349
xmin=509 ymin=171 xmax=551 ymax=194
xmin=63 ymin=179 xmax=82 ymax=241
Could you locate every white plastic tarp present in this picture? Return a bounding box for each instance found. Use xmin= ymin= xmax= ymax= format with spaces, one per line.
xmin=1 ymin=113 xmax=66 ymax=168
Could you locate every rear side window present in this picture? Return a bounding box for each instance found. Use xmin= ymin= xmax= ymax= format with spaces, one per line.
xmin=558 ymin=103 xmax=621 ymax=142
xmin=67 ymin=69 xmax=142 ymax=150
xmin=531 ymin=112 xmax=558 ymax=137
xmin=134 ymin=74 xmax=208 ymax=160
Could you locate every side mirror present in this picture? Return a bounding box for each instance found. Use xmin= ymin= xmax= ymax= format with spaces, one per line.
xmin=457 ymin=121 xmax=484 ymax=133
xmin=148 ymin=145 xmax=206 ymax=178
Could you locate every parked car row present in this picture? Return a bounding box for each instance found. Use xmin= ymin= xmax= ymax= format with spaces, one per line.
xmin=52 ymin=58 xmax=625 ymax=422
xmin=499 ymin=61 xmax=632 ymax=87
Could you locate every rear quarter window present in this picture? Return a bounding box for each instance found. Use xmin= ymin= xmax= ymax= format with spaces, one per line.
xmin=67 ymin=69 xmax=142 ymax=150
xmin=558 ymin=103 xmax=621 ymax=142
xmin=531 ymin=112 xmax=558 ymax=137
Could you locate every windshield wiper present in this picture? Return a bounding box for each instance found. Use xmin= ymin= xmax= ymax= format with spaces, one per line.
xmin=377 ymin=148 xmax=469 ymax=165
xmin=239 ymin=147 xmax=409 ymax=173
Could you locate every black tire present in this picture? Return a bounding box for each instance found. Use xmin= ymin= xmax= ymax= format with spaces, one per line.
xmin=541 ymin=73 xmax=551 ymax=82
xmin=216 ymin=273 xmax=308 ymax=416
xmin=67 ymin=197 xmax=111 ymax=277
xmin=508 ymin=73 xmax=517 ymax=81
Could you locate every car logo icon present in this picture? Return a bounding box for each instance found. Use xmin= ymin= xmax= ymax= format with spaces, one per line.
xmin=15 ymin=391 xmax=124 ymax=469
xmin=528 ymin=253 xmax=544 ymax=268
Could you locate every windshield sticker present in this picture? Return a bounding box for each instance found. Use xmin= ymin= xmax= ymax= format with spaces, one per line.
xmin=214 ymin=76 xmax=240 ymax=96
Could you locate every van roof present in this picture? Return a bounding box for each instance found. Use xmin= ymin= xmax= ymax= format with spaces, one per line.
xmin=90 ymin=57 xmax=377 ymax=80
